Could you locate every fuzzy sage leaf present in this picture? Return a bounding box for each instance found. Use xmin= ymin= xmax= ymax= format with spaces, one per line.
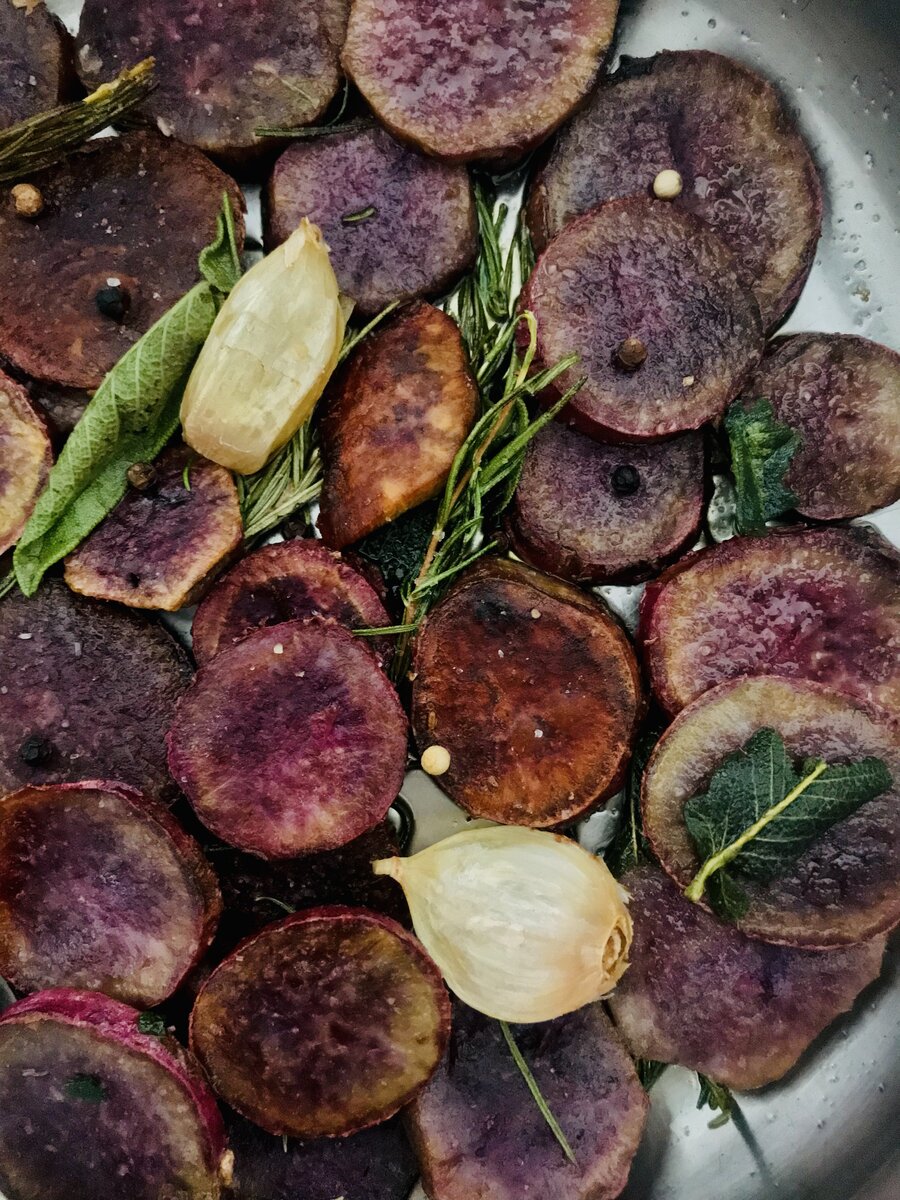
xmin=13 ymin=196 xmax=242 ymax=596
xmin=724 ymin=397 xmax=801 ymax=535
xmin=684 ymin=728 xmax=892 ymax=919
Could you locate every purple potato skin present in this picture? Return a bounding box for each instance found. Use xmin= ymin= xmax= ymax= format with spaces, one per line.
xmin=342 ymin=0 xmax=620 ymax=165
xmin=0 ymin=988 xmax=228 ymax=1200
xmin=224 ymin=1111 xmax=417 ymax=1200
xmin=191 ymin=538 xmax=393 ymax=668
xmin=76 ymin=0 xmax=349 ymax=165
xmin=510 ymin=422 xmax=705 ymax=584
xmin=408 ymin=999 xmax=648 ymax=1200
xmin=0 ymin=780 xmax=221 ymax=1007
xmin=167 ymin=618 xmax=408 ymax=858
xmin=0 ymin=1 xmax=70 ymax=128
xmin=642 ymin=676 xmax=900 ymax=949
xmin=741 ymin=333 xmax=900 ymax=520
xmin=0 ymin=132 xmax=245 ymax=390
xmin=608 ymin=865 xmax=886 ymax=1090
xmin=0 ymin=580 xmax=192 ymax=800
xmin=23 ymin=379 xmax=91 ymax=443
xmin=528 ymin=51 xmax=823 ymax=330
xmin=265 ymin=125 xmax=476 ymax=315
xmin=522 ymin=198 xmax=763 ymax=441
xmin=190 ymin=907 xmax=451 ymax=1139
xmin=64 ymin=446 xmax=243 ymax=612
xmin=639 ymin=526 xmax=900 ymax=717
xmin=209 ymin=821 xmax=410 ymax=957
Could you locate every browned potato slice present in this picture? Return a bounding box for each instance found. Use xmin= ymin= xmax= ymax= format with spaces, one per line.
xmin=0 ymin=369 xmax=52 ymax=557
xmin=65 ymin=446 xmax=242 ymax=611
xmin=317 ymin=303 xmax=477 ymax=549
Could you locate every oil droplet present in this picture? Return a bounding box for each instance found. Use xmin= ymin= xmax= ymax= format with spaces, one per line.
xmin=864 ymin=150 xmax=875 ymax=169
xmin=707 ymin=17 xmax=717 ymax=28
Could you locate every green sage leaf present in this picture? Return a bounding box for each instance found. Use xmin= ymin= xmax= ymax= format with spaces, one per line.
xmin=724 ymin=397 xmax=801 ymax=535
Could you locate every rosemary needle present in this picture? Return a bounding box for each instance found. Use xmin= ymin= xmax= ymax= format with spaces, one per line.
xmin=0 ymin=59 xmax=156 ymax=184
xmin=499 ymin=1021 xmax=577 ymax=1164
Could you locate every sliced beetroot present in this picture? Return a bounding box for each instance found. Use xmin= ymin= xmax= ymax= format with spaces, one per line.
xmin=64 ymin=446 xmax=243 ymax=611
xmin=0 ymin=988 xmax=229 ymax=1200
xmin=0 ymin=0 xmax=70 ymax=128
xmin=0 ymin=580 xmax=192 ymax=799
xmin=642 ymin=676 xmax=900 ymax=948
xmin=76 ymin=0 xmax=348 ymax=164
xmin=522 ymin=198 xmax=763 ymax=441
xmin=527 ymin=50 xmax=823 ymax=330
xmin=225 ymin=1110 xmax=417 ymax=1200
xmin=318 ymin=302 xmax=478 ymax=548
xmin=265 ymin=124 xmax=476 ymax=316
xmin=409 ymin=999 xmax=647 ymax=1200
xmin=167 ymin=618 xmax=408 ymax=858
xmin=190 ymin=907 xmax=450 ymax=1138
xmin=411 ymin=557 xmax=643 ymax=826
xmin=0 ymin=132 xmax=244 ymax=390
xmin=191 ymin=538 xmax=392 ymax=667
xmin=0 ymin=368 xmax=52 ymax=557
xmin=640 ymin=526 xmax=900 ymax=717
xmin=0 ymin=781 xmax=220 ymax=1006
xmin=608 ymin=865 xmax=885 ymax=1090
xmin=510 ymin=422 xmax=704 ymax=584
xmin=342 ymin=0 xmax=619 ymax=164
xmin=740 ymin=333 xmax=900 ymax=520
xmin=210 ymin=822 xmax=409 ymax=955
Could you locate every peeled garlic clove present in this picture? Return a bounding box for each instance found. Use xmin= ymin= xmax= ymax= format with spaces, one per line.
xmin=373 ymin=825 xmax=632 ymax=1023
xmin=181 ymin=219 xmax=347 ymax=475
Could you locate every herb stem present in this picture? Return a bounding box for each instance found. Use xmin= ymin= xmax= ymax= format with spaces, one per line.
xmin=499 ymin=1021 xmax=577 ymax=1165
xmin=685 ymin=759 xmax=828 ymax=903
xmin=0 ymin=59 xmax=156 ymax=184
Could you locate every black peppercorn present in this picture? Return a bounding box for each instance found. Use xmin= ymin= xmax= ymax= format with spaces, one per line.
xmin=95 ymin=284 xmax=129 ymax=322
xmin=18 ymin=735 xmax=53 ymax=765
xmin=611 ymin=464 xmax=641 ymax=496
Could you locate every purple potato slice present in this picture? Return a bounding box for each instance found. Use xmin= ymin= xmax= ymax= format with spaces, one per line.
xmin=64 ymin=446 xmax=243 ymax=611
xmin=342 ymin=0 xmax=620 ymax=165
xmin=224 ymin=1108 xmax=417 ymax=1199
xmin=0 ymin=0 xmax=70 ymax=128
xmin=522 ymin=198 xmax=763 ymax=441
xmin=265 ymin=124 xmax=476 ymax=315
xmin=24 ymin=379 xmax=91 ymax=442
xmin=608 ymin=865 xmax=886 ymax=1090
xmin=408 ymin=999 xmax=648 ymax=1200
xmin=527 ymin=51 xmax=823 ymax=330
xmin=0 ymin=580 xmax=192 ymax=799
xmin=0 ymin=780 xmax=221 ymax=1006
xmin=0 ymin=368 xmax=52 ymax=557
xmin=0 ymin=988 xmax=230 ymax=1200
xmin=76 ymin=0 xmax=349 ymax=165
xmin=210 ymin=821 xmax=409 ymax=955
xmin=0 ymin=132 xmax=244 ymax=390
xmin=190 ymin=907 xmax=451 ymax=1138
xmin=317 ymin=302 xmax=478 ymax=548
xmin=639 ymin=525 xmax=900 ymax=716
xmin=411 ymin=557 xmax=643 ymax=827
xmin=167 ymin=618 xmax=408 ymax=858
xmin=642 ymin=675 xmax=900 ymax=948
xmin=509 ymin=422 xmax=705 ymax=584
xmin=191 ymin=538 xmax=392 ymax=667
xmin=739 ymin=333 xmax=900 ymax=520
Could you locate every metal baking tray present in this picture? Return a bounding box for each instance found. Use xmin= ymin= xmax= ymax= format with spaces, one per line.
xmin=44 ymin=2 xmax=900 ymax=1198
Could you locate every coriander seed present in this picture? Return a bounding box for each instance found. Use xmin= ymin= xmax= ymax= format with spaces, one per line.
xmin=11 ymin=183 xmax=44 ymax=219
xmin=421 ymin=744 xmax=451 ymax=776
xmin=652 ymin=169 xmax=683 ymax=199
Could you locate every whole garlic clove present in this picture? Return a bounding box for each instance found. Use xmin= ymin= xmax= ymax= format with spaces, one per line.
xmin=181 ymin=218 xmax=347 ymax=475
xmin=373 ymin=825 xmax=632 ymax=1023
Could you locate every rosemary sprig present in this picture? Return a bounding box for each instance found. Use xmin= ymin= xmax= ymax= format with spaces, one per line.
xmin=0 ymin=59 xmax=156 ymax=184
xmin=255 ymin=79 xmax=370 ymax=140
xmin=0 ymin=570 xmax=15 ymax=602
xmin=500 ymin=1021 xmax=577 ymax=1165
xmin=236 ymin=302 xmax=400 ymax=541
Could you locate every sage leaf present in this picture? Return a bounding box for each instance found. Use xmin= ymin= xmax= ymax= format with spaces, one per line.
xmin=136 ymin=1012 xmax=167 ymax=1038
xmin=724 ymin=397 xmax=800 ymax=534
xmin=683 ymin=728 xmax=892 ymax=915
xmin=0 ymin=975 xmax=15 ymax=1014
xmin=64 ymin=1073 xmax=107 ymax=1103
xmin=13 ymin=196 xmax=241 ymax=596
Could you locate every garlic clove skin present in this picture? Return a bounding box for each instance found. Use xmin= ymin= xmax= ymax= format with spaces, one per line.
xmin=373 ymin=825 xmax=632 ymax=1024
xmin=181 ymin=218 xmax=347 ymax=475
